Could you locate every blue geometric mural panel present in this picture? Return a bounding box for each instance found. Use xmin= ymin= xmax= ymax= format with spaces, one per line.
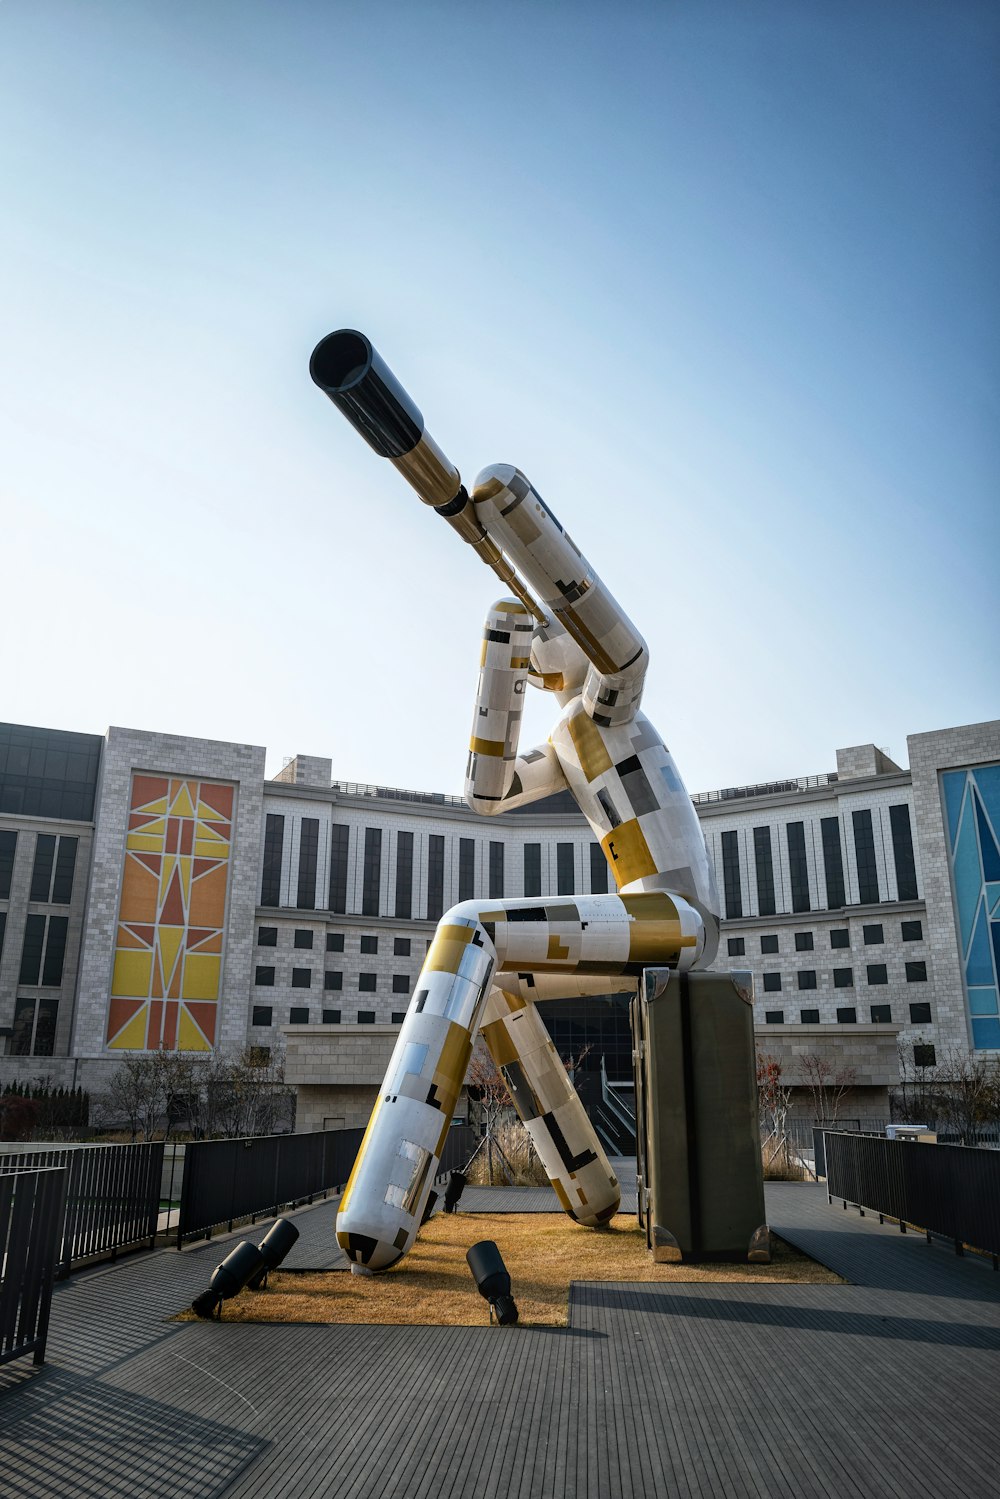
xmin=974 ymin=792 xmax=1000 ymax=882
xmin=953 ymin=797 xmax=983 ymax=954
xmin=942 ymin=762 xmax=1000 ymax=1049
xmin=942 ymin=769 xmax=966 ymax=851
xmin=971 ymin=1016 xmax=1000 ymax=1049
xmin=968 ymin=987 xmax=998 ymax=1017
xmin=966 ymin=901 xmax=994 ymax=985
xmin=975 ymin=764 xmax=1000 ymax=840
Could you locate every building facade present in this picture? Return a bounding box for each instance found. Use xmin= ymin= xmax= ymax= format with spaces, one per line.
xmin=1 ymin=717 xmax=997 ymax=1121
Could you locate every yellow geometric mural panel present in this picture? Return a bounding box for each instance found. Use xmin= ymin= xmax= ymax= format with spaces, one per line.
xmin=105 ymin=774 xmax=235 ymax=1052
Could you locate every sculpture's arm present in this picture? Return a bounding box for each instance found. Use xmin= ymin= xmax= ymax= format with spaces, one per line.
xmin=465 ymin=599 xmax=569 ymax=815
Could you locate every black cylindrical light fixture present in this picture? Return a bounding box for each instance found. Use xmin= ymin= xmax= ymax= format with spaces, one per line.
xmin=466 ymin=1239 xmax=518 ymax=1326
xmin=246 ymin=1216 xmax=301 ymax=1290
xmin=443 ymin=1171 xmax=467 ymax=1214
xmin=420 ymin=1190 xmax=439 ymax=1226
xmin=192 ymin=1240 xmax=266 ymax=1319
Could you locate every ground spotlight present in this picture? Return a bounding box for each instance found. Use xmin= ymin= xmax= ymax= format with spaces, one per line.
xmin=443 ymin=1171 xmax=467 ymax=1214
xmin=246 ymin=1217 xmax=301 ymax=1290
xmin=420 ymin=1190 xmax=439 ymax=1226
xmin=466 ymin=1239 xmax=518 ymax=1326
xmin=191 ymin=1240 xmax=266 ymax=1319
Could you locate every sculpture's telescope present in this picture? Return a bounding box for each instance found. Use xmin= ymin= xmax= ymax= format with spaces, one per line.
xmin=310 ymin=329 xmax=545 ymax=621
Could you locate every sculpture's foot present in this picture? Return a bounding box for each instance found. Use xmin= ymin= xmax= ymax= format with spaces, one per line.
xmin=652 ymin=1224 xmax=682 ymax=1263
xmin=748 ymin=1223 xmax=772 ymax=1263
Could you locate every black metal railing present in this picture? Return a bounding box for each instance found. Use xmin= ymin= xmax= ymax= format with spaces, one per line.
xmin=0 ymin=1143 xmax=163 ymax=1275
xmin=0 ymin=1167 xmax=66 ymax=1366
xmin=822 ymin=1130 xmax=1000 ymax=1263
xmin=177 ymin=1127 xmax=364 ymax=1245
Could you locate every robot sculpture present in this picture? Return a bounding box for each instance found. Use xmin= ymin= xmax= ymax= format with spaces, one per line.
xmin=310 ymin=330 xmax=723 ymax=1273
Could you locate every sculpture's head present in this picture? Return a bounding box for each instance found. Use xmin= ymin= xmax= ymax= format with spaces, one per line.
xmin=528 ymin=620 xmax=588 ymax=700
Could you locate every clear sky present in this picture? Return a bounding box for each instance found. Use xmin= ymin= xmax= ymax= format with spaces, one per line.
xmin=2 ymin=2 xmax=997 ymax=795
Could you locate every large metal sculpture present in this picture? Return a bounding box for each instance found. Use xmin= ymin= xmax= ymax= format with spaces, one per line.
xmin=310 ymin=330 xmax=722 ymax=1272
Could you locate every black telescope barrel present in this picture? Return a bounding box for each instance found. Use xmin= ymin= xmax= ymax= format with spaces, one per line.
xmin=309 ymin=329 xmax=423 ymax=459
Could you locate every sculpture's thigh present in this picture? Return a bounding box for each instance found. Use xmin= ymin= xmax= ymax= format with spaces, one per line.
xmin=480 ymin=987 xmax=620 ymax=1226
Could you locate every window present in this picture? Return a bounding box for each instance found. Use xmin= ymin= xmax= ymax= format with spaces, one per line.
xmin=794 ymin=932 xmax=814 ymax=952
xmin=391 ymin=1011 xmax=407 ymax=1024
xmin=524 ymin=843 xmax=541 ymax=898
xmin=251 ymin=1005 xmax=272 ymax=1026
xmin=797 ymin=970 xmax=817 ymax=990
xmin=255 ymin=965 xmax=275 ymax=986
xmin=836 ymin=1007 xmax=857 ymax=1024
xmin=489 ymin=840 xmax=505 ymax=899
xmin=328 ymin=823 xmax=350 ymax=913
xmin=870 ymin=1004 xmax=892 ymax=1023
xmin=394 ymin=829 xmax=414 ymax=919
xmin=786 ymin=823 xmax=810 ymax=913
xmin=10 ymin=996 xmax=58 ymax=1056
xmin=764 ymin=1010 xmax=784 ymax=1024
xmin=901 ymin=920 xmax=923 ymax=942
xmin=721 ymin=831 xmax=742 ymax=919
xmin=363 ymin=827 xmax=382 ymax=917
xmin=392 ymin=974 xmax=410 ymax=994
xmin=727 ymin=937 xmax=745 ymax=957
xmin=324 ymin=971 xmax=343 ymax=991
xmin=0 ymin=829 xmax=17 ymax=899
xmin=557 ymin=842 xmax=575 ymax=896
xmin=763 ymin=973 xmax=782 ymax=993
xmin=821 ymin=817 xmax=846 ymax=909
xmin=800 ymin=1008 xmax=820 ymax=1024
xmin=914 ymin=1043 xmax=936 ymax=1068
xmin=291 ymin=968 xmax=312 ymax=988
xmin=866 ymin=964 xmax=888 ymax=985
xmin=30 ymin=834 xmax=78 ymax=905
xmin=753 ymin=826 xmax=776 ymax=917
xmin=0 ymin=724 xmax=101 ymax=821
xmin=394 ymin=937 xmax=411 ymax=957
xmin=830 ymin=929 xmax=850 ymax=949
xmin=359 ymin=972 xmax=377 ymax=992
xmin=459 ymin=837 xmax=475 ymax=902
xmin=852 ymin=809 xmax=880 ymax=904
xmin=322 ymin=1009 xmax=341 ymax=1024
xmin=296 ymin=817 xmax=319 ymax=909
xmin=18 ymin=914 xmax=67 ymax=987
xmin=258 ymin=926 xmax=278 ymax=947
xmin=426 ymin=834 xmax=444 ymax=920
xmin=294 ymin=929 xmax=314 ymax=949
xmin=260 ymin=813 xmax=284 ymax=906
xmin=909 ymin=1002 xmax=932 ymax=1024
xmin=247 ymin=1045 xmax=270 ymax=1066
xmin=289 ymin=1007 xmax=310 ymax=1024
xmin=833 ymin=968 xmax=854 ymax=988
xmin=357 ymin=1010 xmax=376 ymax=1024
xmin=30 ymin=834 xmax=56 ymax=901
xmin=360 ymin=935 xmax=378 ymax=955
xmin=760 ymin=935 xmax=779 ymax=955
xmin=863 ymin=924 xmax=883 ymax=945
xmin=905 ymin=961 xmax=927 ymax=983
xmin=889 ymin=804 xmax=918 ymax=901
xmin=589 ymin=843 xmax=608 ymax=894
xmin=326 ymin=932 xmax=344 ymax=952
xmin=0 ymin=911 xmax=5 ymax=965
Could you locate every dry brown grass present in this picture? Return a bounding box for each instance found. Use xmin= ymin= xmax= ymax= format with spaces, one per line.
xmin=178 ymin=1213 xmax=841 ymax=1329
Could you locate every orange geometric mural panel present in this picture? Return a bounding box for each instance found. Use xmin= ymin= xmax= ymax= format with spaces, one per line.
xmin=106 ymin=775 xmax=235 ymax=1052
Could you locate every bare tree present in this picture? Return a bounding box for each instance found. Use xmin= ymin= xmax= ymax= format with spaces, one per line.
xmin=756 ymin=1050 xmax=799 ymax=1178
xmin=797 ymin=1053 xmax=857 ymax=1124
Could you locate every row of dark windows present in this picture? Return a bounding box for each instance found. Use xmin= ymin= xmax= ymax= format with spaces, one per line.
xmin=260 ymin=821 xmax=609 ymax=914
xmin=0 ymin=831 xmax=78 ymax=905
xmin=760 ymin=963 xmax=927 ymax=993
xmin=763 ymin=1002 xmax=932 ymax=1026
xmin=255 ymin=966 xmax=413 ymax=993
xmin=9 ymin=994 xmax=59 ymax=1056
xmin=251 ymin=1005 xmax=408 ymax=1027
xmin=256 ymin=926 xmax=412 ymax=956
xmin=721 ymin=804 xmax=917 ymax=918
xmin=726 ymin=919 xmax=922 ymax=959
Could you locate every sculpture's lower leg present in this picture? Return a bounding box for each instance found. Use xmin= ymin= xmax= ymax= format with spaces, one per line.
xmin=481 ymin=987 xmax=620 ymax=1225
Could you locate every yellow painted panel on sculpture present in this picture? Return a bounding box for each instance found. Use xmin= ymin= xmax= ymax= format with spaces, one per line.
xmin=111 ymin=950 xmax=153 ymax=998
xmin=182 ymin=953 xmax=221 ymax=1001
xmin=108 ymin=1007 xmax=149 ymax=1051
xmin=178 ymin=1006 xmax=212 ymax=1052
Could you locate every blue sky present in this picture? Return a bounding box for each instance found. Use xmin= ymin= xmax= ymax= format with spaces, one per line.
xmin=2 ymin=2 xmax=997 ymax=794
